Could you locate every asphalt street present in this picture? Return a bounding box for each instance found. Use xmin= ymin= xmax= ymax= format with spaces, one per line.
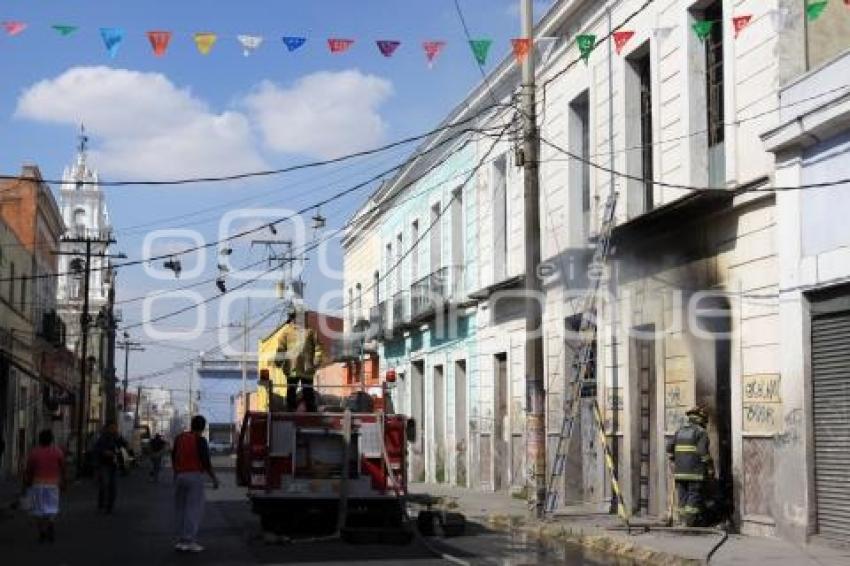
xmin=0 ymin=458 xmax=627 ymax=565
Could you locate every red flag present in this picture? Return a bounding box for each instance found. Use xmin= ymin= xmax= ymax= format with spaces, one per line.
xmin=147 ymin=31 xmax=172 ymax=57
xmin=511 ymin=38 xmax=532 ymax=64
xmin=422 ymin=41 xmax=446 ymax=67
xmin=613 ymin=30 xmax=635 ymax=55
xmin=2 ymin=21 xmax=27 ymax=36
xmin=733 ymin=15 xmax=753 ymax=38
xmin=328 ymin=38 xmax=354 ymax=54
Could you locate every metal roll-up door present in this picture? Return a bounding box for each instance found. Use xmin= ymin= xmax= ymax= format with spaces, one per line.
xmin=812 ymin=309 xmax=850 ymax=543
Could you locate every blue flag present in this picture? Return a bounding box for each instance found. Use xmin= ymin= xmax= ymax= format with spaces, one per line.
xmin=282 ymin=36 xmax=306 ymax=52
xmin=100 ymin=27 xmax=124 ymax=58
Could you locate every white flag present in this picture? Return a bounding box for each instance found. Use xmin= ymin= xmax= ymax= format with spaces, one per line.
xmin=237 ymin=34 xmax=263 ymax=57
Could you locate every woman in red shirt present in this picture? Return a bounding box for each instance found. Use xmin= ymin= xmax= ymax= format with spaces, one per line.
xmin=24 ymin=429 xmax=66 ymax=543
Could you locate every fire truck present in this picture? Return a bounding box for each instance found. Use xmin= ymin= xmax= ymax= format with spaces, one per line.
xmin=235 ymin=374 xmax=415 ymax=539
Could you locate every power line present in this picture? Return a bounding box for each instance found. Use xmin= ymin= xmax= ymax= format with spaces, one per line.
xmin=0 ymin=103 xmax=511 ymax=187
xmin=538 ymin=135 xmax=850 ymax=193
xmin=0 ymin=124 xmax=503 ymax=285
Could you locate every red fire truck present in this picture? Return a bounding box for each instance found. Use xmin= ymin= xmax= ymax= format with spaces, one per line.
xmin=236 ymin=403 xmax=414 ymax=538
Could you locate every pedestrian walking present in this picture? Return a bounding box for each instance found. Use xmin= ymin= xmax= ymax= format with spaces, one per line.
xmin=172 ymin=415 xmax=219 ymax=553
xmin=149 ymin=434 xmax=167 ymax=483
xmin=666 ymin=406 xmax=714 ymax=527
xmin=23 ymin=429 xmax=66 ymax=543
xmin=93 ymin=421 xmax=127 ymax=514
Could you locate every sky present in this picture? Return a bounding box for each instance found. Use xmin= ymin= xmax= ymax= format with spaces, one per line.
xmin=0 ymin=0 xmax=551 ymax=404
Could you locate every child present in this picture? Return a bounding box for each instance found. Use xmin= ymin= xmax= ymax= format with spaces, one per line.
xmin=24 ymin=429 xmax=66 ymax=543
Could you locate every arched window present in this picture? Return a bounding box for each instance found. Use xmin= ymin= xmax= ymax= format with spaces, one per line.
xmin=73 ymin=207 xmax=86 ymax=236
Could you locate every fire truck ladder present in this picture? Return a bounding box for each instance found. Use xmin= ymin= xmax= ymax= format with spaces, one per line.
xmin=544 ymin=193 xmax=629 ymax=523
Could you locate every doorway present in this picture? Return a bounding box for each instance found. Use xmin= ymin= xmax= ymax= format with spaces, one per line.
xmin=434 ymin=364 xmax=446 ymax=483
xmin=494 ymin=353 xmax=508 ymax=491
xmin=411 ymin=360 xmax=425 ymax=482
xmin=696 ymin=296 xmax=733 ymax=520
xmin=630 ymin=326 xmax=657 ymax=516
xmin=455 ymin=360 xmax=468 ymax=487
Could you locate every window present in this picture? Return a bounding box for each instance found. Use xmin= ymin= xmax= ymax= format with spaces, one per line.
xmin=73 ymin=207 xmax=86 ymax=236
xmin=411 ymin=220 xmax=420 ymax=281
xmin=430 ymin=202 xmax=442 ymax=275
xmin=569 ymin=92 xmax=590 ymax=240
xmin=355 ymin=283 xmax=363 ymax=321
xmin=8 ymin=262 xmax=15 ymax=306
xmin=20 ymin=274 xmax=26 ymax=314
xmin=704 ymin=0 xmax=725 ymax=184
xmin=348 ymin=287 xmax=354 ymax=325
xmin=396 ymin=233 xmax=403 ymax=291
xmin=373 ymin=271 xmax=380 ymax=305
xmin=385 ymin=243 xmax=393 ymax=293
xmin=627 ymin=46 xmax=654 ymax=214
xmin=492 ymin=156 xmax=507 ymax=281
xmin=806 ymin=0 xmax=850 ymax=71
xmin=451 ymin=187 xmax=464 ymax=297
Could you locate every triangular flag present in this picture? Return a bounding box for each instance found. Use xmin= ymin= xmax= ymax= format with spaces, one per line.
xmin=613 ymin=30 xmax=635 ymax=55
xmin=423 ymin=41 xmax=446 ymax=68
xmin=692 ymin=20 xmax=714 ymax=41
xmin=194 ymin=32 xmax=217 ymax=55
xmin=770 ymin=7 xmax=791 ymax=30
xmin=328 ymin=38 xmax=354 ymax=53
xmin=576 ymin=34 xmax=596 ymax=64
xmin=377 ymin=40 xmax=401 ymax=57
xmin=147 ymin=31 xmax=172 ymax=57
xmin=52 ymin=25 xmax=78 ymax=37
xmin=237 ymin=35 xmax=263 ymax=57
xmin=468 ymin=39 xmax=493 ymax=66
xmin=100 ymin=28 xmax=125 ymax=59
xmin=282 ymin=36 xmax=306 ymax=52
xmin=2 ymin=21 xmax=27 ymax=36
xmin=535 ymin=36 xmax=557 ymax=64
xmin=806 ymin=1 xmax=829 ymax=21
xmin=732 ymin=15 xmax=753 ymax=38
xmin=511 ymin=38 xmax=532 ymax=64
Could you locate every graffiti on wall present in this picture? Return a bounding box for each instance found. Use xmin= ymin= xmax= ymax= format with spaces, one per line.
xmin=742 ymin=373 xmax=782 ymax=434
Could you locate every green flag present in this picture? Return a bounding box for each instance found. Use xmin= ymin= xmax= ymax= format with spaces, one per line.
xmin=52 ymin=24 xmax=78 ymax=37
xmin=692 ymin=20 xmax=714 ymax=41
xmin=468 ymin=39 xmax=492 ymax=66
xmin=806 ymin=1 xmax=829 ymax=22
xmin=576 ymin=34 xmax=596 ymax=64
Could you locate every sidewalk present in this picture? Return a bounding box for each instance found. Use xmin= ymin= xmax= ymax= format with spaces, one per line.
xmin=409 ymin=483 xmax=850 ymax=566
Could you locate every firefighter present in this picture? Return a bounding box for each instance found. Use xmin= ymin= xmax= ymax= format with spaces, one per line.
xmin=667 ymin=406 xmax=714 ymax=527
xmin=274 ymin=302 xmax=323 ymax=412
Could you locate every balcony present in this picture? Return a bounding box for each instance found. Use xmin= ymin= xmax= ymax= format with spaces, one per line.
xmin=410 ymin=266 xmax=468 ymax=321
xmin=367 ymin=301 xmax=387 ymax=340
xmin=391 ymin=291 xmax=409 ymax=331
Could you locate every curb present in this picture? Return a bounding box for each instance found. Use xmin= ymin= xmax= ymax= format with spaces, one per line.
xmin=484 ymin=513 xmax=701 ymax=566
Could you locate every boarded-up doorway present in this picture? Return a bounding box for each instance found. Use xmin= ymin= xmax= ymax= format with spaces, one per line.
xmin=411 ymin=360 xmax=425 ymax=482
xmin=434 ymin=364 xmax=446 ymax=483
xmin=455 ymin=360 xmax=468 ymax=487
xmin=631 ymin=326 xmax=657 ymax=516
xmin=494 ymin=353 xmax=509 ymax=491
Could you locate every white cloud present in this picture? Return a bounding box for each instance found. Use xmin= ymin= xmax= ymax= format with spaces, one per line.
xmin=15 ymin=66 xmax=267 ymax=180
xmin=243 ymin=70 xmax=394 ymax=159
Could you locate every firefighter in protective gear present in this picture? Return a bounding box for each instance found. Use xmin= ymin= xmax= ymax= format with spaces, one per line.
xmin=274 ymin=303 xmax=323 ymax=412
xmin=666 ymin=406 xmax=714 ymax=527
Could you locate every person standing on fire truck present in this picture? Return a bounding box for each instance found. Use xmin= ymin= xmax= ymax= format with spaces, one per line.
xmin=275 ymin=302 xmax=323 ymax=412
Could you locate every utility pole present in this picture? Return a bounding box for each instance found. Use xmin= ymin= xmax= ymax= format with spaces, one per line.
xmin=520 ymin=0 xmax=546 ymax=519
xmin=56 ymin=235 xmax=122 ymax=476
xmin=104 ymin=275 xmax=118 ymax=424
xmin=241 ymin=298 xmax=250 ymax=414
xmin=117 ymin=332 xmax=144 ymax=412
xmin=188 ymin=360 xmax=195 ymax=418
xmin=134 ymin=386 xmax=142 ymax=428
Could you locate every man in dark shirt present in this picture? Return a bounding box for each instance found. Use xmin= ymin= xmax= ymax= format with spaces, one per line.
xmin=92 ymin=422 xmax=127 ymax=514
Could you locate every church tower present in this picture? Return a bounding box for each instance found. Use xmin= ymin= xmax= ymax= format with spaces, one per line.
xmin=56 ymin=126 xmax=115 ymax=377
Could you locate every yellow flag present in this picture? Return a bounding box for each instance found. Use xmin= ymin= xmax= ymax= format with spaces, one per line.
xmin=194 ymin=32 xmax=217 ymax=55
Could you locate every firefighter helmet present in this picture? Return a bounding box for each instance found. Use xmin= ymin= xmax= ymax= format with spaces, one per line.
xmin=686 ymin=406 xmax=708 ymax=422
